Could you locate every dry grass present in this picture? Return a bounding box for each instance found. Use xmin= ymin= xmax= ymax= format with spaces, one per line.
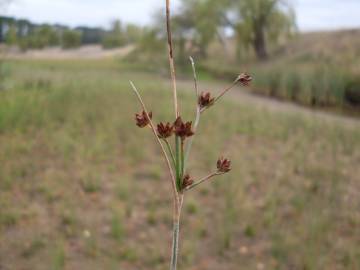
xmin=0 ymin=59 xmax=359 ymax=269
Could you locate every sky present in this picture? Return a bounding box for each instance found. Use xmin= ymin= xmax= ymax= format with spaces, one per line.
xmin=2 ymin=0 xmax=360 ymax=32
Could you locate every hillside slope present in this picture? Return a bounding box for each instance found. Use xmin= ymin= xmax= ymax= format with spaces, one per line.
xmin=279 ymin=29 xmax=360 ymax=69
xmin=204 ymin=29 xmax=360 ymax=114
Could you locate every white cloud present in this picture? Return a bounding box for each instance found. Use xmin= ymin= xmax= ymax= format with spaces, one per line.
xmin=295 ymin=0 xmax=360 ymax=30
xmin=5 ymin=0 xmax=181 ymax=28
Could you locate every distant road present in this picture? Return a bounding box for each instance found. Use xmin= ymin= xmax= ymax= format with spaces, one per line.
xmin=4 ymin=45 xmax=134 ymax=60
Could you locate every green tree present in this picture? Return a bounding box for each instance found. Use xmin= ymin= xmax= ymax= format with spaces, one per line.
xmin=38 ymin=25 xmax=59 ymax=46
xmin=125 ymin=24 xmax=143 ymax=44
xmin=5 ymin=24 xmax=17 ymax=46
xmin=180 ymin=0 xmax=225 ymax=58
xmin=227 ymin=0 xmax=296 ymax=60
xmin=16 ymin=24 xmax=60 ymax=51
xmin=137 ymin=27 xmax=165 ymax=55
xmin=62 ymin=30 xmax=81 ymax=49
xmin=125 ymin=26 xmax=166 ymax=65
xmin=102 ymin=20 xmax=127 ymax=49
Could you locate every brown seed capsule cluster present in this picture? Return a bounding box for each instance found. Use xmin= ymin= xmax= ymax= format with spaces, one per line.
xmin=182 ymin=174 xmax=194 ymax=189
xmin=174 ymin=117 xmax=194 ymax=141
xmin=157 ymin=122 xmax=174 ymax=139
xmin=217 ymin=157 xmax=231 ymax=173
xmin=135 ymin=111 xmax=152 ymax=128
xmin=198 ymin=91 xmax=215 ymax=109
xmin=237 ymin=73 xmax=252 ymax=86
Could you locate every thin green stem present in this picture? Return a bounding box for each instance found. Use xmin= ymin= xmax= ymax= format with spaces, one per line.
xmin=200 ymin=80 xmax=239 ymax=114
xmin=130 ymin=81 xmax=178 ymax=199
xmin=185 ymin=172 xmax=223 ymax=191
xmin=189 ymin=56 xmax=199 ymax=98
xmin=170 ymin=196 xmax=183 ymax=270
xmin=170 ymin=217 xmax=180 ymax=270
xmin=184 ymin=57 xmax=201 ymax=172
xmin=164 ymin=139 xmax=176 ymax=170
xmin=175 ymin=136 xmax=181 ymax=191
xmin=180 ymin=140 xmax=185 ymax=177
xmin=184 ymin=107 xmax=201 ymax=172
xmin=213 ymin=81 xmax=238 ymax=104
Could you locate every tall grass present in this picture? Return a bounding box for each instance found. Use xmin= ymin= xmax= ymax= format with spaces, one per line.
xmin=200 ymin=61 xmax=360 ymax=113
xmin=250 ymin=64 xmax=352 ymax=107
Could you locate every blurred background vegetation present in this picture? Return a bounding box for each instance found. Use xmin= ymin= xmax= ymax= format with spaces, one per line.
xmin=2 ymin=0 xmax=358 ymax=112
xmin=0 ymin=0 xmax=360 ymax=269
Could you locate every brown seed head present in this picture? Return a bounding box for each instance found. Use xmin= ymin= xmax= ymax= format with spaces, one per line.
xmin=157 ymin=122 xmax=174 ymax=139
xmin=217 ymin=157 xmax=231 ymax=173
xmin=174 ymin=117 xmax=194 ymax=140
xmin=198 ymin=91 xmax=215 ymax=109
xmin=236 ymin=73 xmax=252 ymax=86
xmin=182 ymin=174 xmax=194 ymax=189
xmin=135 ymin=111 xmax=152 ymax=128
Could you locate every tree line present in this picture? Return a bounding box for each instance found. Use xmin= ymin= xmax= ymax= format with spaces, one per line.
xmin=169 ymin=0 xmax=296 ymax=60
xmin=0 ymin=16 xmax=143 ymax=50
xmin=1 ymin=0 xmax=296 ymax=61
xmin=137 ymin=0 xmax=296 ymax=62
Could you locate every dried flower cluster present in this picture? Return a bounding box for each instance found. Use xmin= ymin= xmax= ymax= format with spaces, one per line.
xmin=134 ymin=107 xmax=239 ymax=192
xmin=198 ymin=91 xmax=215 ymax=109
xmin=217 ymin=157 xmax=232 ymax=173
xmin=157 ymin=117 xmax=196 ymax=143
xmin=157 ymin=122 xmax=174 ymax=139
xmin=135 ymin=111 xmax=152 ymax=128
xmin=174 ymin=117 xmax=194 ymax=141
xmin=182 ymin=174 xmax=194 ymax=189
xmin=129 ymin=1 xmax=252 ymax=269
xmin=237 ymin=73 xmax=253 ymax=86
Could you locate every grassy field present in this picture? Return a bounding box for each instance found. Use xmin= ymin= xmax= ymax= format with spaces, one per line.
xmin=0 ymin=59 xmax=360 ymax=270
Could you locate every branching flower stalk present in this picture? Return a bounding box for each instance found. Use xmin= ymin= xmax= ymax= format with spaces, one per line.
xmin=130 ymin=1 xmax=252 ymax=269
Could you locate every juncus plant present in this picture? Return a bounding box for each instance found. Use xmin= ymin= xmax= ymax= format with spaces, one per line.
xmin=130 ymin=1 xmax=252 ymax=269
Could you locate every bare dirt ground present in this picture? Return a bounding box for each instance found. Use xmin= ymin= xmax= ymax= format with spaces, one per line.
xmin=4 ymin=45 xmax=134 ymax=60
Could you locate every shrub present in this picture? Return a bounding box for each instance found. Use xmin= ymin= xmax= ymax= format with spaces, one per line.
xmin=62 ymin=30 xmax=82 ymax=49
xmin=345 ymin=79 xmax=360 ymax=106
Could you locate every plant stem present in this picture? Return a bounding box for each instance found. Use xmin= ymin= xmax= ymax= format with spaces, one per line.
xmin=170 ymin=215 xmax=180 ymax=270
xmin=213 ymin=81 xmax=238 ymax=104
xmin=166 ymin=0 xmax=179 ymax=118
xmin=130 ymin=81 xmax=178 ymax=199
xmin=164 ymin=139 xmax=176 ymax=169
xmin=175 ymin=136 xmax=181 ymax=191
xmin=185 ymin=172 xmax=222 ymax=191
xmin=199 ymin=81 xmax=238 ymax=114
xmin=189 ymin=56 xmax=199 ymax=97
xmin=180 ymin=140 xmax=185 ymax=177
xmin=184 ymin=107 xmax=201 ymax=171
xmin=170 ymin=195 xmax=183 ymax=270
xmin=184 ymin=57 xmax=201 ymax=172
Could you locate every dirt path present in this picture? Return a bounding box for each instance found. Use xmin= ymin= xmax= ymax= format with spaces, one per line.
xmin=176 ymin=79 xmax=360 ymax=129
xmin=4 ymin=45 xmax=135 ymax=60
